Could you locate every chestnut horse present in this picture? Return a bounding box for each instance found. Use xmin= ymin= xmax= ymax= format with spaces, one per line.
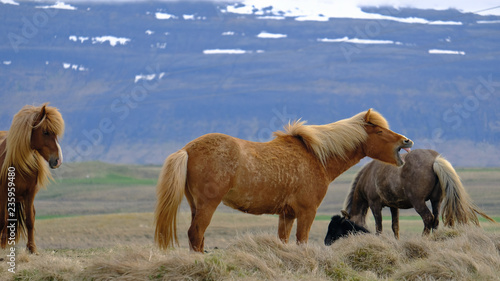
xmin=343 ymin=149 xmax=495 ymax=239
xmin=0 ymin=104 xmax=64 ymax=254
xmin=155 ymin=109 xmax=413 ymax=252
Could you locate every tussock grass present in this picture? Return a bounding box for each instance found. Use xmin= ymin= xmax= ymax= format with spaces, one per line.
xmin=2 ymin=163 xmax=499 ymax=280
xmin=2 ymin=225 xmax=500 ymax=281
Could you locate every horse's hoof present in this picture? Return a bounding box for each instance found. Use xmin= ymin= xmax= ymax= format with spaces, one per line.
xmin=27 ymin=247 xmax=39 ymax=255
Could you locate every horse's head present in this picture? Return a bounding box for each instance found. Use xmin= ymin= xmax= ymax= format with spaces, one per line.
xmin=363 ymin=109 xmax=413 ymax=166
xmin=31 ymin=105 xmax=64 ymax=169
xmin=324 ymin=212 xmax=370 ymax=246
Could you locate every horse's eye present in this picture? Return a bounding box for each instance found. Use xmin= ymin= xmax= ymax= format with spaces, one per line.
xmin=43 ymin=131 xmax=50 ymax=136
xmin=376 ymin=131 xmax=383 ymax=135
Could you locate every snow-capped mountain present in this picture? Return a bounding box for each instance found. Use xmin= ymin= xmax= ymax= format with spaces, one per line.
xmin=1 ymin=1 xmax=500 ymax=166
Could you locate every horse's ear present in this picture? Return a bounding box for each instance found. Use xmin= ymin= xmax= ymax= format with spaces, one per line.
xmin=34 ymin=104 xmax=48 ymax=126
xmin=364 ymin=109 xmax=373 ymax=123
xmin=341 ymin=210 xmax=350 ymax=219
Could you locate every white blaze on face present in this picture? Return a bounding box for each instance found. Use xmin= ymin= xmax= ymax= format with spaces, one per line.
xmin=56 ymin=139 xmax=63 ymax=167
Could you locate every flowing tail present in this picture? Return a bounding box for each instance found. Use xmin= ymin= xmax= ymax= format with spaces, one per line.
xmin=154 ymin=149 xmax=188 ymax=250
xmin=433 ymin=155 xmax=495 ymax=227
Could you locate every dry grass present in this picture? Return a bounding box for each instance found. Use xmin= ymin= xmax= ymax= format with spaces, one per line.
xmin=1 ymin=163 xmax=499 ymax=280
xmin=0 ymin=212 xmax=499 ymax=281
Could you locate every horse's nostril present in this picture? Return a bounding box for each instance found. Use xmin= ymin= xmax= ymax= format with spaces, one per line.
xmin=49 ymin=157 xmax=60 ymax=168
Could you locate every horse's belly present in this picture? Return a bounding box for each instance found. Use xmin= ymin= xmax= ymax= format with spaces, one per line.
xmin=222 ymin=185 xmax=287 ymax=215
xmin=390 ymin=201 xmax=413 ymax=209
xmin=379 ymin=193 xmax=413 ymax=209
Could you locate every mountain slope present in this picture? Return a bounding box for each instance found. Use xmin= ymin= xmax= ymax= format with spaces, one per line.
xmin=1 ymin=1 xmax=499 ymax=165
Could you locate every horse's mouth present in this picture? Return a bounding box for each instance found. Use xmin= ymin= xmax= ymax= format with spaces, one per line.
xmin=396 ymin=140 xmax=413 ymax=166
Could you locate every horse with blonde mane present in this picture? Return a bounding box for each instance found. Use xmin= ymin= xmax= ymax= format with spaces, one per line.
xmin=0 ymin=104 xmax=64 ymax=254
xmin=155 ymin=109 xmax=413 ymax=252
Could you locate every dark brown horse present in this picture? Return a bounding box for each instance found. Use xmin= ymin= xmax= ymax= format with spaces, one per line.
xmin=155 ymin=109 xmax=413 ymax=252
xmin=0 ymin=104 xmax=64 ymax=254
xmin=344 ymin=149 xmax=495 ymax=238
xmin=324 ymin=211 xmax=370 ymax=245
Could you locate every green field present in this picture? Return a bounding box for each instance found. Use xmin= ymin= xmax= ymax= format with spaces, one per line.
xmin=37 ymin=161 xmax=500 ymax=235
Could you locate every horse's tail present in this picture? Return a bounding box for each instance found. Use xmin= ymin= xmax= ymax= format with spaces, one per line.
xmin=154 ymin=149 xmax=188 ymax=250
xmin=433 ymin=155 xmax=495 ymax=227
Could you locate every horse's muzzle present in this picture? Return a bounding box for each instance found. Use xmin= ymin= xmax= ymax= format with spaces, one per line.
xmin=402 ymin=138 xmax=413 ymax=150
xmin=49 ymin=157 xmax=62 ymax=169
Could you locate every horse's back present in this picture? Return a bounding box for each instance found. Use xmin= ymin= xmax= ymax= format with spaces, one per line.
xmin=184 ymin=132 xmax=242 ymax=183
xmin=401 ymin=149 xmax=439 ymax=172
xmin=366 ymin=149 xmax=439 ymax=178
xmin=184 ymin=133 xmax=240 ymax=157
xmin=400 ymin=149 xmax=440 ymax=195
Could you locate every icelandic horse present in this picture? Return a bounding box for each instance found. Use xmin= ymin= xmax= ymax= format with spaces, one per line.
xmin=0 ymin=104 xmax=64 ymax=254
xmin=343 ymin=149 xmax=495 ymax=238
xmin=155 ymin=109 xmax=413 ymax=252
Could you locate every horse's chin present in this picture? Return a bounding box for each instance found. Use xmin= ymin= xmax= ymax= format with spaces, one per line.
xmin=395 ymin=150 xmax=404 ymax=166
xmin=395 ymin=147 xmax=412 ymax=166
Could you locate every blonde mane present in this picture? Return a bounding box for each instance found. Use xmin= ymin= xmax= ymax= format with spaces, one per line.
xmin=274 ymin=110 xmax=389 ymax=166
xmin=0 ymin=104 xmax=64 ymax=188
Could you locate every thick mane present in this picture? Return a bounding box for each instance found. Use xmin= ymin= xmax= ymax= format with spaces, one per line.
xmin=274 ymin=110 xmax=389 ymax=166
xmin=0 ymin=104 xmax=64 ymax=188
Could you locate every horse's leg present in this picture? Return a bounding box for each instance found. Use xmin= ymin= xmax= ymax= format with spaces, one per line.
xmin=188 ymin=207 xmax=217 ymax=252
xmin=430 ymin=197 xmax=441 ymax=231
xmin=187 ymin=192 xmax=220 ymax=253
xmin=370 ymin=203 xmax=383 ymax=235
xmin=390 ymin=207 xmax=400 ymax=239
xmin=185 ymin=186 xmax=196 ymax=222
xmin=278 ymin=213 xmax=295 ymax=243
xmin=25 ymin=196 xmax=37 ymax=254
xmin=413 ymin=202 xmax=434 ymax=236
xmin=295 ymin=209 xmax=316 ymax=244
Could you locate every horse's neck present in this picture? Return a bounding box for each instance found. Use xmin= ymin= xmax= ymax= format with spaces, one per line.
xmin=324 ymin=148 xmax=365 ymax=182
xmin=2 ymin=145 xmax=43 ymax=188
xmin=349 ymin=186 xmax=369 ymax=225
